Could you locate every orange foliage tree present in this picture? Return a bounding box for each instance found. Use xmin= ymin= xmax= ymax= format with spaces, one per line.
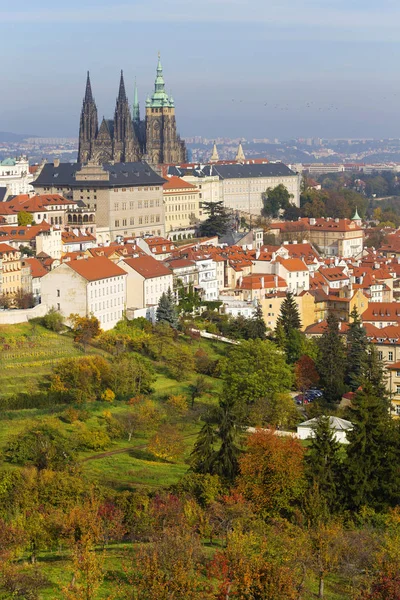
xmin=237 ymin=429 xmax=305 ymax=518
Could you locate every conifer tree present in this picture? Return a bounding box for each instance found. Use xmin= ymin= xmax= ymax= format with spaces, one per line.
xmin=346 ymin=307 xmax=369 ymax=391
xmin=345 ymin=383 xmax=400 ymax=511
xmin=190 ymin=420 xmax=217 ymax=474
xmin=317 ymin=314 xmax=346 ymax=404
xmin=211 ymin=396 xmax=241 ymax=481
xmin=156 ymin=289 xmax=178 ymax=328
xmin=246 ymin=303 xmax=267 ymax=340
xmin=198 ymin=200 xmax=230 ymax=237
xmin=276 ymin=292 xmax=302 ymax=334
xmin=306 ymin=416 xmax=343 ymax=512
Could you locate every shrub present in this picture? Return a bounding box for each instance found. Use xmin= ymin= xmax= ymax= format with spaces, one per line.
xmin=166 ymin=394 xmax=189 ymax=416
xmin=72 ymin=427 xmax=111 ymax=451
xmin=42 ymin=308 xmax=64 ymax=332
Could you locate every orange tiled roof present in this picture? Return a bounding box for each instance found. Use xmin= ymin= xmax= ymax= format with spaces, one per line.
xmin=163 ymin=176 xmax=197 ymax=191
xmin=66 ymin=256 xmax=126 ymax=282
xmin=22 ymin=257 xmax=48 ymax=278
xmin=122 ymin=255 xmax=172 ymax=279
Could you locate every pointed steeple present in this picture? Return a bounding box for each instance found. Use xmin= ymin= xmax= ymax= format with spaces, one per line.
xmin=352 ymin=206 xmax=361 ymax=222
xmin=84 ymin=71 xmax=94 ymax=103
xmin=235 ymin=141 xmax=246 ymax=163
xmin=118 ymin=70 xmax=127 ymax=102
xmin=210 ymin=141 xmax=219 ymax=163
xmin=132 ymin=78 xmax=140 ymax=122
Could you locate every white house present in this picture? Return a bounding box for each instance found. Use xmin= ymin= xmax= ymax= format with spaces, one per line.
xmin=41 ymin=256 xmax=126 ymax=330
xmin=193 ymin=257 xmax=219 ymax=301
xmin=0 ymin=157 xmax=34 ymax=196
xmin=297 ymin=416 xmax=353 ymax=444
xmin=119 ymin=255 xmax=173 ymax=310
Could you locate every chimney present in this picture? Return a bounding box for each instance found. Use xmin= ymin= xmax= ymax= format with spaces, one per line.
xmin=335 ymin=218 xmax=339 ymax=223
xmin=310 ymin=218 xmax=316 ymax=226
xmin=54 ymin=158 xmax=60 ymax=168
xmin=292 ymin=240 xmax=297 ymax=244
xmin=256 ymin=249 xmax=260 ymax=260
xmin=274 ymin=275 xmax=278 ymax=287
xmin=261 ymin=276 xmax=265 ymax=289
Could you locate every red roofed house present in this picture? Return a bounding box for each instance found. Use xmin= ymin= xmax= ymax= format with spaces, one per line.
xmin=119 ymin=255 xmax=173 ymax=311
xmin=361 ymin=302 xmax=400 ymax=328
xmin=163 ymin=176 xmax=199 ymax=235
xmin=41 ymin=256 xmax=127 ymax=330
xmin=136 ymin=236 xmax=177 ymax=261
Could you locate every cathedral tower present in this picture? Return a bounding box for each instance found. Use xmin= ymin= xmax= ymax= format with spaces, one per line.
xmin=113 ymin=71 xmax=140 ymax=162
xmin=145 ymin=54 xmax=187 ymax=165
xmin=78 ymin=72 xmax=99 ymax=163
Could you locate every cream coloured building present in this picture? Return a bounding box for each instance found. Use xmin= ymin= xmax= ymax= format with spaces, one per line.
xmin=119 ymin=255 xmax=173 ymax=309
xmin=32 ymin=161 xmax=166 ymax=244
xmin=163 ymin=176 xmax=200 ymax=233
xmin=41 ymin=256 xmax=126 ymax=330
xmin=0 ymin=243 xmax=23 ymax=296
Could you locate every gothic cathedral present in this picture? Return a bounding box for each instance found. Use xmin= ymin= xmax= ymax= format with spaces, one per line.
xmin=78 ymin=56 xmax=187 ymax=166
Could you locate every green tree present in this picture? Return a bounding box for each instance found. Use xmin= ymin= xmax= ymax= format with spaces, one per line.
xmin=190 ymin=419 xmax=218 ymax=475
xmin=245 ymin=303 xmax=267 ymax=339
xmin=276 ymin=292 xmax=302 ymax=333
xmin=110 ymin=354 xmax=155 ymax=399
xmin=211 ymin=396 xmax=241 ymax=481
xmin=42 ymin=307 xmax=64 ymax=332
xmin=305 ymin=416 xmax=343 ymax=512
xmin=222 ymin=339 xmax=293 ymax=420
xmin=189 ymin=375 xmax=213 ymax=408
xmin=156 ymin=290 xmax=178 ymax=328
xmin=4 ymin=425 xmax=75 ymax=471
xmin=198 ymin=200 xmax=230 ymax=237
xmin=262 ymin=184 xmax=293 ymax=218
xmin=317 ymin=314 xmax=346 ymax=404
xmin=49 ymin=355 xmax=111 ymax=403
xmin=346 ymin=307 xmax=369 ymax=391
xmin=345 ymin=384 xmax=400 ymax=511
xmin=17 ymin=210 xmax=33 ymax=226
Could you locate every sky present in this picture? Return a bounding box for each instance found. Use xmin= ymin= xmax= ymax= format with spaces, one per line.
xmin=1 ymin=0 xmax=400 ymax=140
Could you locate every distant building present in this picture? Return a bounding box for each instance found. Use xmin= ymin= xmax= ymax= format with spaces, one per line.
xmin=0 ymin=157 xmax=34 ymax=196
xmin=297 ymin=416 xmax=353 ymax=444
xmin=163 ymin=176 xmax=200 ymax=233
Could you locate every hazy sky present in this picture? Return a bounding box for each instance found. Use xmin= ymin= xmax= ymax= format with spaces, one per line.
xmin=1 ymin=0 xmax=400 ymax=139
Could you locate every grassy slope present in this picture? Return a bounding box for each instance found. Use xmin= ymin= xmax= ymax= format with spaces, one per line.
xmin=0 ymin=324 xmax=349 ymax=599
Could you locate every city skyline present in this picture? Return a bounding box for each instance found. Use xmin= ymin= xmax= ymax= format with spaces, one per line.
xmin=1 ymin=0 xmax=400 ymax=139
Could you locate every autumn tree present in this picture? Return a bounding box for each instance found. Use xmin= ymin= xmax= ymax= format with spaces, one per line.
xmin=70 ymin=314 xmax=102 ymax=350
xmin=18 ymin=210 xmax=34 ymax=226
xmin=4 ymin=425 xmax=75 ymax=471
xmin=237 ymin=429 xmax=305 ymax=518
xmin=148 ymin=424 xmax=185 ymax=461
xmin=295 ymin=354 xmax=320 ymax=392
xmin=49 ymin=355 xmax=111 ymax=403
xmin=110 ymin=353 xmax=155 ymax=399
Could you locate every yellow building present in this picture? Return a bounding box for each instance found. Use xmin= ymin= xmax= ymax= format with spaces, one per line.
xmin=0 ymin=243 xmax=22 ymax=296
xmin=163 ymin=176 xmax=199 ymax=234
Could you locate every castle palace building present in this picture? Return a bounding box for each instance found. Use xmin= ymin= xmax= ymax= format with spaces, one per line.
xmin=78 ymin=56 xmax=187 ymax=166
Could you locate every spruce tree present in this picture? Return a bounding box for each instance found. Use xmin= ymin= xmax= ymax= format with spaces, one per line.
xmin=346 ymin=307 xmax=368 ymax=391
xmin=306 ymin=416 xmax=343 ymax=512
xmin=345 ymin=383 xmax=400 ymax=511
xmin=156 ymin=290 xmax=178 ymax=328
xmin=276 ymin=292 xmax=302 ymax=334
xmin=190 ymin=420 xmax=217 ymax=474
xmin=317 ymin=313 xmax=346 ymax=404
xmin=211 ymin=396 xmax=241 ymax=481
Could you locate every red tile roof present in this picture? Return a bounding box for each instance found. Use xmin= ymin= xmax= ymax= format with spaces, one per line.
xmin=122 ymin=255 xmax=172 ymax=279
xmin=163 ymin=176 xmax=197 ymax=191
xmin=22 ymin=257 xmax=48 ymax=278
xmin=66 ymin=256 xmax=126 ymax=282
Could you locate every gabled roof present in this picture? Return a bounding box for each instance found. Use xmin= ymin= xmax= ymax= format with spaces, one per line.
xmin=22 ymin=257 xmax=48 ymax=278
xmin=122 ymin=255 xmax=172 ymax=279
xmin=66 ymin=256 xmax=126 ymax=282
xmin=276 ymin=257 xmax=308 ymax=272
xmin=163 ymin=176 xmax=197 ymax=191
xmin=298 ymin=416 xmax=353 ymax=431
xmin=361 ymin=302 xmax=400 ymax=321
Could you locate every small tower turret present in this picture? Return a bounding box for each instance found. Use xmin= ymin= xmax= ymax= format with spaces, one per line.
xmin=210 ymin=141 xmax=219 ymax=163
xmin=235 ymin=141 xmax=246 ymax=163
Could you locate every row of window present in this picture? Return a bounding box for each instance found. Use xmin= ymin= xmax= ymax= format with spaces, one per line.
xmin=90 ymin=285 xmax=124 ymax=298
xmin=89 ymin=297 xmax=123 ymax=310
xmin=114 ymin=199 xmax=161 ymax=210
xmin=115 ymin=215 xmax=160 ymax=227
xmin=113 ymin=187 xmax=160 ymax=193
xmin=165 ymin=204 xmax=196 ymax=212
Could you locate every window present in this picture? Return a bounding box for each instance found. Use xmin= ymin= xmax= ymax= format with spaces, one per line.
xmin=389 ymin=351 xmax=394 ymax=361
xmin=122 ymin=219 xmax=127 ymax=226
xmin=130 ymin=217 xmax=134 ymax=225
xmin=57 ymin=303 xmax=60 ymax=311
xmin=397 ymin=370 xmax=400 ymax=378
xmin=378 ymin=351 xmax=383 ymax=360
xmin=57 ymin=289 xmax=60 ymax=297
xmin=397 ymin=386 xmax=400 ymax=395
xmin=115 ymin=220 xmax=120 ymax=227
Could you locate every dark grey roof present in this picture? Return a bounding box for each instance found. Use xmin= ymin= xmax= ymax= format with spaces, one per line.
xmin=204 ymin=163 xmax=296 ymax=179
xmin=32 ymin=162 xmax=166 ymax=188
xmin=168 ymin=162 xmax=296 ymax=180
xmin=0 ymin=187 xmax=7 ymax=202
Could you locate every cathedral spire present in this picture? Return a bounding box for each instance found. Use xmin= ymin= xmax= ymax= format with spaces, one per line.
xmin=235 ymin=141 xmax=246 ymax=163
xmin=84 ymin=71 xmax=94 ymax=103
xmin=210 ymin=141 xmax=219 ymax=163
xmin=118 ymin=70 xmax=127 ymax=102
xmin=133 ymin=78 xmax=140 ymax=122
